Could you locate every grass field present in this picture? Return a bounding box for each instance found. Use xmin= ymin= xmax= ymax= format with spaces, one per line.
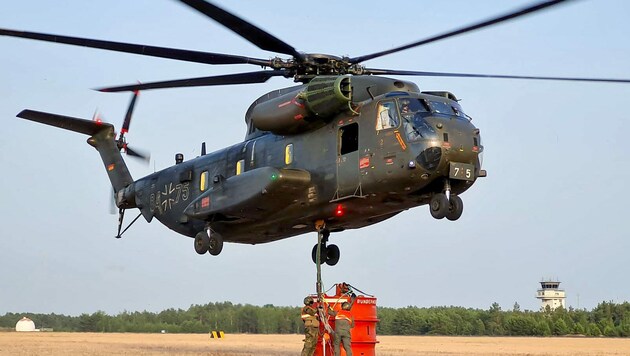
xmin=2 ymin=332 xmax=630 ymax=355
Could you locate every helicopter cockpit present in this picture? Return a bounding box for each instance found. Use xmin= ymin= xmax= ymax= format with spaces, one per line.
xmin=398 ymin=96 xmax=473 ymax=142
xmin=398 ymin=98 xmax=439 ymax=142
xmin=426 ymin=99 xmax=468 ymax=119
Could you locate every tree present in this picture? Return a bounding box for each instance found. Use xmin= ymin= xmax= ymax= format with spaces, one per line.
xmin=472 ymin=319 xmax=486 ymax=335
xmin=573 ymin=322 xmax=586 ymax=335
xmin=553 ymin=319 xmax=570 ymax=336
xmin=588 ymin=323 xmax=602 ymax=337
xmin=603 ymin=325 xmax=618 ymax=337
xmin=533 ymin=320 xmax=552 ymax=336
xmin=78 ymin=312 xmax=104 ymax=332
xmin=238 ymin=305 xmax=258 ymax=333
xmin=506 ymin=315 xmax=536 ymax=336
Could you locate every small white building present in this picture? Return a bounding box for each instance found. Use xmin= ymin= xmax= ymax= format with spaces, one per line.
xmin=15 ymin=317 xmax=36 ymax=332
xmin=536 ymin=280 xmax=566 ymax=311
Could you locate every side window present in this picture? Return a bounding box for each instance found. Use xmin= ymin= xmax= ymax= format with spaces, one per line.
xmin=339 ymin=123 xmax=359 ymax=155
xmin=375 ymin=100 xmax=399 ymax=131
xmin=200 ymin=171 xmax=209 ymax=192
xmin=285 ymin=144 xmax=293 ymax=165
xmin=236 ymin=159 xmax=244 ymax=175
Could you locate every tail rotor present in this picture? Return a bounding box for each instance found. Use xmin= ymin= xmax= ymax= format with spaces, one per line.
xmin=115 ymin=90 xmax=150 ymax=162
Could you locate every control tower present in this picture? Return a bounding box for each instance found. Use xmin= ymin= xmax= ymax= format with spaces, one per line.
xmin=536 ymin=280 xmax=566 ymax=311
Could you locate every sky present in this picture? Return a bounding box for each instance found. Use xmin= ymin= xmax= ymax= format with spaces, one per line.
xmin=1 ymin=0 xmax=629 ymax=316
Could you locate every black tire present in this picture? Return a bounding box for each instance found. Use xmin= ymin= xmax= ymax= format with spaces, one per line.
xmin=194 ymin=231 xmax=209 ymax=255
xmin=446 ymin=195 xmax=464 ymax=221
xmin=325 ymin=244 xmax=340 ymax=266
xmin=311 ymin=244 xmax=327 ymax=264
xmin=430 ymin=193 xmax=449 ymax=219
xmin=208 ymin=232 xmax=224 ymax=256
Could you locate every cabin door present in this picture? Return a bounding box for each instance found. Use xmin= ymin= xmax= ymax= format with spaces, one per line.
xmin=335 ymin=122 xmax=360 ymax=199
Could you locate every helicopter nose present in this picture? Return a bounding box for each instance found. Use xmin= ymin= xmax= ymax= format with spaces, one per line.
xmin=445 ymin=128 xmax=479 ymax=163
xmin=415 ymin=118 xmax=480 ymax=172
xmin=416 ymin=146 xmax=442 ymax=171
xmin=443 ymin=131 xmax=477 ymax=163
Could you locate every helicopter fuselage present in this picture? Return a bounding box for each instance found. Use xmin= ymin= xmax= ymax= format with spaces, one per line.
xmin=126 ymin=77 xmax=483 ymax=246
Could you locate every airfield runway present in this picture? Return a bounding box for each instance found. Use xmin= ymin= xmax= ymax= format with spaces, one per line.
xmin=2 ymin=332 xmax=630 ymax=355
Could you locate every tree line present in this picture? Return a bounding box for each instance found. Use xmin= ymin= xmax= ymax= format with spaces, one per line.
xmin=2 ymin=301 xmax=630 ymax=337
xmin=378 ymin=302 xmax=630 ymax=337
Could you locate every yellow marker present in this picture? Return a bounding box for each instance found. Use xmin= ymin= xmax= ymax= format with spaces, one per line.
xmin=210 ymin=330 xmax=225 ymax=339
xmin=285 ymin=143 xmax=293 ymax=165
xmin=200 ymin=171 xmax=208 ymax=192
xmin=394 ymin=131 xmax=407 ymax=151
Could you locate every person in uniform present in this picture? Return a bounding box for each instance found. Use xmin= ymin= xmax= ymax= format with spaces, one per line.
xmin=301 ymin=296 xmax=320 ymax=356
xmin=333 ymin=301 xmax=355 ymax=356
xmin=400 ymin=100 xmax=411 ymax=115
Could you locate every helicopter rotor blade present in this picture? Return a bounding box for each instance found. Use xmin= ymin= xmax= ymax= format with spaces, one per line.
xmin=120 ymin=90 xmax=140 ymax=138
xmin=0 ymin=28 xmax=271 ymax=66
xmin=178 ymin=0 xmax=304 ymax=61
xmin=97 ymin=70 xmax=287 ymax=92
xmin=350 ymin=0 xmax=571 ymax=64
xmin=125 ymin=146 xmax=151 ymax=163
xmin=364 ymin=68 xmax=630 ymax=84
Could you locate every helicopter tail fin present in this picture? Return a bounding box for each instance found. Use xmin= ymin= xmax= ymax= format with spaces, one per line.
xmin=17 ymin=109 xmax=134 ymax=193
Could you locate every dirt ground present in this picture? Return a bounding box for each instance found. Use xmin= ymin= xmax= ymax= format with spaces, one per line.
xmin=2 ymin=332 xmax=630 ymax=356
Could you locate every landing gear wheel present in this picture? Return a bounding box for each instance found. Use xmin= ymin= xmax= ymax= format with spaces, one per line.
xmin=446 ymin=195 xmax=464 ymax=221
xmin=208 ymin=232 xmax=224 ymax=256
xmin=312 ymin=244 xmax=328 ymax=264
xmin=430 ymin=193 xmax=449 ymax=219
xmin=194 ymin=231 xmax=209 ymax=255
xmin=325 ymin=244 xmax=340 ymax=266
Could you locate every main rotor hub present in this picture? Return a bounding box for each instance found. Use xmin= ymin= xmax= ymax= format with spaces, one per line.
xmin=270 ymin=54 xmax=365 ymax=82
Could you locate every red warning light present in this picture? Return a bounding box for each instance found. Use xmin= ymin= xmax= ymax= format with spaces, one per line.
xmin=334 ymin=204 xmax=344 ymax=217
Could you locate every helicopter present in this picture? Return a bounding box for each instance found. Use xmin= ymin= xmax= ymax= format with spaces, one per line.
xmin=2 ymin=0 xmax=629 ymax=266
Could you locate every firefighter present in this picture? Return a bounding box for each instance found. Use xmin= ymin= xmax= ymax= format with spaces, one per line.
xmin=301 ymin=296 xmax=319 ymax=356
xmin=333 ymin=300 xmax=355 ymax=356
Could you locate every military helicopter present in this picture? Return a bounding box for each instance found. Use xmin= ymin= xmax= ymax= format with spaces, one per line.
xmin=2 ymin=0 xmax=629 ymax=266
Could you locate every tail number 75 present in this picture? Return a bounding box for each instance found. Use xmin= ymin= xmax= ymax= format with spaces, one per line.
xmin=449 ymin=163 xmax=475 ymax=181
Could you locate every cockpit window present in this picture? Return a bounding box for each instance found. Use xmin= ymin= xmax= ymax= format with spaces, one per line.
xmin=399 ymin=98 xmax=429 ymax=116
xmin=404 ymin=115 xmax=438 ymax=142
xmin=451 ymin=102 xmax=467 ymax=118
xmin=429 ymin=100 xmax=455 ymax=115
xmin=375 ymin=100 xmax=400 ymax=131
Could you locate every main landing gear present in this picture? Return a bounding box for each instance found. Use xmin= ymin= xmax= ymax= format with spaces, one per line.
xmin=429 ymin=180 xmax=464 ymax=221
xmin=312 ymin=224 xmax=340 ymax=266
xmin=194 ymin=227 xmax=223 ymax=256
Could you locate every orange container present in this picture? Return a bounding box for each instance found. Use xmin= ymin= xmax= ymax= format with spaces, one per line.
xmin=313 ymin=287 xmax=378 ymax=356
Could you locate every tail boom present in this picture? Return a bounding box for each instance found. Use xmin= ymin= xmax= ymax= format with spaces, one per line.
xmin=17 ymin=109 xmax=134 ymax=194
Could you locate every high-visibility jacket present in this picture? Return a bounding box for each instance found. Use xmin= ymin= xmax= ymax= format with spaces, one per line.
xmin=301 ymin=305 xmax=319 ymax=327
xmin=335 ymin=310 xmax=354 ymax=328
